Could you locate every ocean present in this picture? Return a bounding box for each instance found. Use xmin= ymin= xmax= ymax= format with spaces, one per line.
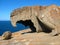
xmin=0 ymin=21 xmax=29 ymax=35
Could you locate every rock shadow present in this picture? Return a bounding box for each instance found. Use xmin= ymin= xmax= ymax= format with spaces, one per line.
xmin=17 ymin=20 xmax=36 ymax=33
xmin=37 ymin=17 xmax=52 ymax=33
xmin=17 ymin=17 xmax=52 ymax=34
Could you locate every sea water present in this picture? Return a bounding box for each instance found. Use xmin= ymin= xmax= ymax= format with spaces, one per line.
xmin=0 ymin=21 xmax=29 ymax=35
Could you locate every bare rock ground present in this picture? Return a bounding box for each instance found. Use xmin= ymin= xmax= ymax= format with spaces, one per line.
xmin=0 ymin=28 xmax=60 ymax=45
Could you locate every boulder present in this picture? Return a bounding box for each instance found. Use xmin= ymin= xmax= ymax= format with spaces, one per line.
xmin=2 ymin=31 xmax=12 ymax=40
xmin=10 ymin=5 xmax=60 ymax=36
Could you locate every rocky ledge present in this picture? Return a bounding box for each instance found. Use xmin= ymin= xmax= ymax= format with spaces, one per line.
xmin=0 ymin=29 xmax=60 ymax=45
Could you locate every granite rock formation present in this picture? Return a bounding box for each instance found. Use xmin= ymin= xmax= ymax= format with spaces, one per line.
xmin=10 ymin=5 xmax=60 ymax=36
xmin=0 ymin=4 xmax=60 ymax=45
xmin=10 ymin=6 xmax=47 ymax=32
xmin=38 ymin=5 xmax=60 ymax=36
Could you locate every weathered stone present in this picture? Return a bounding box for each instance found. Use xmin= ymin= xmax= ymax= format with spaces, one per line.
xmin=0 ymin=29 xmax=60 ymax=45
xmin=10 ymin=5 xmax=60 ymax=36
xmin=10 ymin=6 xmax=47 ymax=33
xmin=38 ymin=5 xmax=60 ymax=36
xmin=2 ymin=31 xmax=12 ymax=40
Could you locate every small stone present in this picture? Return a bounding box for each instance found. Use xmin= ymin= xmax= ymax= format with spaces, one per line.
xmin=2 ymin=31 xmax=12 ymax=40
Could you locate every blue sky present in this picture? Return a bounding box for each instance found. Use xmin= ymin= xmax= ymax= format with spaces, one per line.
xmin=0 ymin=0 xmax=60 ymax=21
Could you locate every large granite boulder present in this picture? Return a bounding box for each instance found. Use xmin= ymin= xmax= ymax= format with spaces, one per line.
xmin=10 ymin=5 xmax=60 ymax=36
xmin=10 ymin=6 xmax=47 ymax=33
xmin=38 ymin=5 xmax=60 ymax=36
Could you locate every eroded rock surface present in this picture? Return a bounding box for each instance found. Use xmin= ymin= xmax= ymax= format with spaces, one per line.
xmin=38 ymin=5 xmax=60 ymax=36
xmin=10 ymin=5 xmax=60 ymax=36
xmin=10 ymin=6 xmax=47 ymax=33
xmin=4 ymin=5 xmax=60 ymax=45
xmin=0 ymin=29 xmax=60 ymax=45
